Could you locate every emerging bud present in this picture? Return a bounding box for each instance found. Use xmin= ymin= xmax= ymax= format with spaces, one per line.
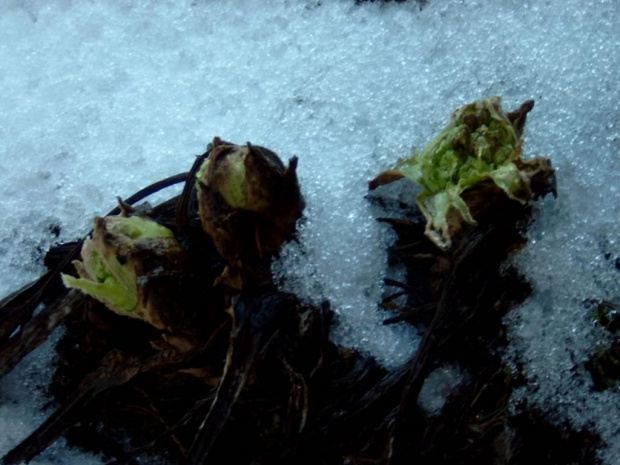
xmin=61 ymin=215 xmax=188 ymax=330
xmin=196 ymin=139 xmax=304 ymax=288
xmin=370 ymin=97 xmax=553 ymax=249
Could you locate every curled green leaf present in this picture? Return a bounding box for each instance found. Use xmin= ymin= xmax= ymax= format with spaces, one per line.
xmin=62 ymin=215 xmax=187 ymax=329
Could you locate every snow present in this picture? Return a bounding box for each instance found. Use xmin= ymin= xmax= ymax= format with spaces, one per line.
xmin=418 ymin=364 xmax=470 ymax=417
xmin=0 ymin=0 xmax=618 ymax=462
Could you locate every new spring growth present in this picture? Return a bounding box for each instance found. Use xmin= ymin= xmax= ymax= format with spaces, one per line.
xmin=61 ymin=214 xmax=188 ymax=329
xmin=370 ymin=97 xmax=552 ymax=249
xmin=196 ymin=138 xmax=304 ymax=288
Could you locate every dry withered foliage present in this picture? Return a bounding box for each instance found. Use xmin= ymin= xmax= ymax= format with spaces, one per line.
xmin=0 ymin=102 xmax=601 ymax=465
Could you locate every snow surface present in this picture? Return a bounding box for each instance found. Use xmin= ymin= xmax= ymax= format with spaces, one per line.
xmin=0 ymin=0 xmax=618 ymax=463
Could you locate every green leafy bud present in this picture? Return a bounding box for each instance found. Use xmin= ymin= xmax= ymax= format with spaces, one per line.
xmin=370 ymin=97 xmax=552 ymax=248
xmin=62 ymin=215 xmax=187 ymax=329
xmin=196 ymin=139 xmax=304 ymax=288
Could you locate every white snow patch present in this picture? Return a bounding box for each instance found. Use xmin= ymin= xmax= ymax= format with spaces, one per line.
xmin=418 ymin=364 xmax=470 ymax=417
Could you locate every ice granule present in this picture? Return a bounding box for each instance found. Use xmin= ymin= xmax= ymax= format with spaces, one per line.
xmin=418 ymin=364 xmax=470 ymax=417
